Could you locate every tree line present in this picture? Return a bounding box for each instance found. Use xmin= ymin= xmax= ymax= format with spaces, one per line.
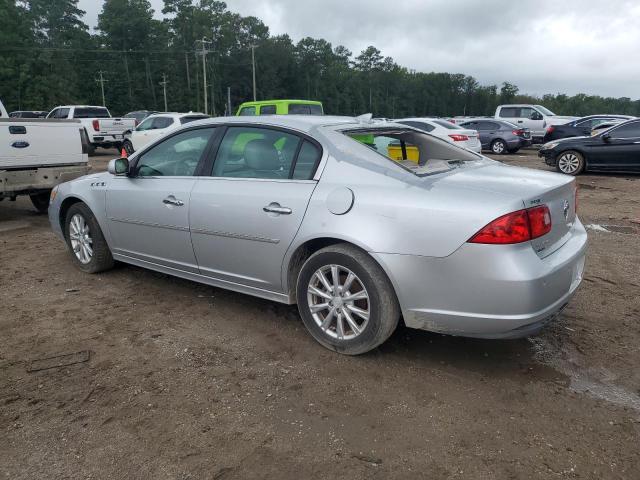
xmin=1 ymin=0 xmax=639 ymax=118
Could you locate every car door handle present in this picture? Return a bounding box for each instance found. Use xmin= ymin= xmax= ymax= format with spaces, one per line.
xmin=263 ymin=203 xmax=292 ymax=215
xmin=11 ymin=141 xmax=29 ymax=148
xmin=163 ymin=195 xmax=184 ymax=206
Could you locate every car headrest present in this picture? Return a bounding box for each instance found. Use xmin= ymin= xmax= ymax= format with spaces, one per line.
xmin=244 ymin=139 xmax=280 ymax=170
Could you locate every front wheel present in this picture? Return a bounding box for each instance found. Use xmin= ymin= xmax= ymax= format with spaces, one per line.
xmin=556 ymin=150 xmax=585 ymax=176
xmin=64 ymin=203 xmax=114 ymax=273
xmin=296 ymin=244 xmax=400 ymax=355
xmin=490 ymin=139 xmax=507 ymax=154
xmin=30 ymin=191 xmax=51 ymax=213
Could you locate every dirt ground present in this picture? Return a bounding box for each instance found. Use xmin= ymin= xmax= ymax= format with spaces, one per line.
xmin=1 ymin=147 xmax=639 ymax=479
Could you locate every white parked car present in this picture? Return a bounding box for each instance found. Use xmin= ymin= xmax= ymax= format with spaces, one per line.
xmin=395 ymin=118 xmax=481 ymax=152
xmin=494 ymin=105 xmax=577 ymax=143
xmin=46 ymin=105 xmax=136 ymax=154
xmin=123 ymin=112 xmax=209 ymax=154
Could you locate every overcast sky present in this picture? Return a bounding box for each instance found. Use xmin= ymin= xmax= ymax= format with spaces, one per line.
xmin=78 ymin=0 xmax=640 ymax=99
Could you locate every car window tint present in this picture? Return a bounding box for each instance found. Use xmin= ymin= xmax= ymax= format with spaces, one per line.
xmin=74 ymin=107 xmax=110 ymax=118
xmin=56 ymin=108 xmax=70 ymax=119
xmin=259 ymin=105 xmax=276 ymax=115
xmin=180 ymin=115 xmax=209 ymax=125
xmin=136 ymin=128 xmax=215 ymax=177
xmin=238 ymin=107 xmax=256 ymax=116
xmin=288 ymin=104 xmax=323 ymax=115
xmin=610 ymin=122 xmax=640 ymax=138
xmin=212 ymin=127 xmax=301 ymax=179
xmin=136 ymin=117 xmax=154 ymax=131
xmin=152 ymin=117 xmax=174 ymax=129
xmin=519 ymin=107 xmax=534 ymax=119
xmin=475 ymin=121 xmax=492 ymax=130
xmin=292 ymin=141 xmax=322 ymax=180
xmin=433 ymin=119 xmax=462 ymax=130
xmin=499 ymin=107 xmax=518 ymax=118
xmin=398 ymin=121 xmax=434 ymax=132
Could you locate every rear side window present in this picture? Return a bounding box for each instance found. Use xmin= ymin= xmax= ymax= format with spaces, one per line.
xmin=152 ymin=117 xmax=174 ymax=129
xmin=259 ymin=105 xmax=276 ymax=115
xmin=292 ymin=141 xmax=322 ymax=180
xmin=238 ymin=107 xmax=256 ymax=116
xmin=74 ymin=107 xmax=110 ymax=118
xmin=499 ymin=107 xmax=518 ymax=118
xmin=288 ymin=104 xmax=323 ymax=115
xmin=478 ymin=121 xmax=499 ymax=130
xmin=433 ymin=119 xmax=462 ymax=130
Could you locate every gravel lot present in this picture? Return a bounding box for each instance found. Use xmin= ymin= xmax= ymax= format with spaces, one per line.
xmin=1 ymin=147 xmax=639 ymax=479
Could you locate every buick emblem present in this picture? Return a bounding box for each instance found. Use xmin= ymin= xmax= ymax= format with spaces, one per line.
xmin=563 ymin=199 xmax=570 ymax=220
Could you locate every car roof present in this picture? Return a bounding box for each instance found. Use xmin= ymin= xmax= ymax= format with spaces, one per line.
xmin=238 ymin=99 xmax=323 ymax=108
xmin=188 ymin=115 xmax=362 ymax=133
xmin=145 ymin=112 xmax=208 ymax=119
xmin=55 ymin=105 xmax=108 ymax=109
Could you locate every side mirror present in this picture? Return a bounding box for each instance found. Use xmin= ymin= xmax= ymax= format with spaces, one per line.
xmin=108 ymin=157 xmax=130 ymax=175
xmin=602 ymin=133 xmax=611 ymax=142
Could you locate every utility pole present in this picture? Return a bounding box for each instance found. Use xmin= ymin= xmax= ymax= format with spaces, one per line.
xmin=251 ymin=45 xmax=257 ymax=101
xmin=227 ymin=87 xmax=231 ymax=116
xmin=196 ymin=37 xmax=212 ymax=115
xmin=95 ymin=71 xmax=107 ymax=107
xmin=159 ymin=73 xmax=168 ymax=112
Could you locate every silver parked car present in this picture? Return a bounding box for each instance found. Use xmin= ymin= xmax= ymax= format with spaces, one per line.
xmin=48 ymin=115 xmax=587 ymax=355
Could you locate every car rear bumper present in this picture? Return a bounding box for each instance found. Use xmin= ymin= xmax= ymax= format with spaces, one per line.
xmin=506 ymin=137 xmax=532 ymax=149
xmin=371 ymin=219 xmax=587 ymax=339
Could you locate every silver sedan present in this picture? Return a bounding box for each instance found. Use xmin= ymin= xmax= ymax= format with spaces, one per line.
xmin=49 ymin=115 xmax=587 ymax=354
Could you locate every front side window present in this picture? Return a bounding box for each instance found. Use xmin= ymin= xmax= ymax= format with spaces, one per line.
xmin=610 ymin=122 xmax=640 ymax=138
xmin=519 ymin=107 xmax=534 ymax=119
xmin=238 ymin=107 xmax=256 ymax=116
xmin=259 ymin=105 xmax=277 ymax=115
xmin=211 ymin=127 xmax=303 ymax=179
xmin=135 ymin=128 xmax=215 ymax=177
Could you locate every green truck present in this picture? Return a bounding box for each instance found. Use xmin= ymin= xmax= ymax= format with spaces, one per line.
xmin=236 ymin=99 xmax=323 ymax=116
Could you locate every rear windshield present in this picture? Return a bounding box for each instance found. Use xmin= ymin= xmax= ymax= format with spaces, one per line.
xmin=432 ymin=119 xmax=462 ymax=130
xmin=74 ymin=107 xmax=110 ymax=118
xmin=288 ymin=104 xmax=323 ymax=115
xmin=180 ymin=115 xmax=209 ymax=125
xmin=343 ymin=127 xmax=481 ymax=177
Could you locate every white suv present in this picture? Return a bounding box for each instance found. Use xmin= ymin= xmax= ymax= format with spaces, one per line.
xmin=124 ymin=112 xmax=208 ymax=153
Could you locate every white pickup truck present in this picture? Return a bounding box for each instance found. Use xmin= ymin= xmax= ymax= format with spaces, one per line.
xmin=47 ymin=105 xmax=136 ymax=154
xmin=494 ymin=105 xmax=577 ymax=143
xmin=1 ymin=99 xmax=90 ymax=212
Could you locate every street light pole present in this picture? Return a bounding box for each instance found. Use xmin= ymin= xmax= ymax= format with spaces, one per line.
xmin=251 ymin=45 xmax=257 ymax=102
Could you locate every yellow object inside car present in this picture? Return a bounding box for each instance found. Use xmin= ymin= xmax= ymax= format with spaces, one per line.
xmin=387 ymin=144 xmax=420 ymax=163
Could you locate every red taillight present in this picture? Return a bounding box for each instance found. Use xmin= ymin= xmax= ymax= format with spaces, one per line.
xmin=92 ymin=119 xmax=100 ymax=131
xmin=469 ymin=205 xmax=552 ymax=244
xmin=449 ymin=134 xmax=469 ymax=142
xmin=512 ymin=129 xmax=524 ymax=136
xmin=546 ymin=126 xmax=555 ymax=133
xmin=527 ymin=205 xmax=553 ymax=239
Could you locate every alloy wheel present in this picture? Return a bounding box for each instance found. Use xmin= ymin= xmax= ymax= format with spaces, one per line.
xmin=69 ymin=213 xmax=93 ymax=264
xmin=492 ymin=140 xmax=505 ymax=154
xmin=558 ymin=153 xmax=581 ymax=174
xmin=307 ymin=264 xmax=370 ymax=340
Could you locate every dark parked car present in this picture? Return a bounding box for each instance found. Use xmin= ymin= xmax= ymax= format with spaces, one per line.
xmin=543 ymin=115 xmax=634 ymax=143
xmin=9 ymin=110 xmax=48 ymax=118
xmin=459 ymin=119 xmax=532 ymax=154
xmin=124 ymin=110 xmax=156 ymax=126
xmin=539 ymin=119 xmax=640 ymax=175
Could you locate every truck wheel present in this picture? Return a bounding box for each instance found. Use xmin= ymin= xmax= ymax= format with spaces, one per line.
xmin=296 ymin=243 xmax=400 ymax=355
xmin=64 ymin=203 xmax=114 ymax=273
xmin=556 ymin=150 xmax=585 ymax=176
xmin=87 ymin=144 xmax=96 ymax=156
xmin=30 ymin=191 xmax=51 ymax=214
xmin=490 ymin=139 xmax=507 ymax=154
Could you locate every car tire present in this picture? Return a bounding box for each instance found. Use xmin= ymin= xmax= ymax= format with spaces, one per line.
xmin=490 ymin=139 xmax=507 ymax=154
xmin=556 ymin=150 xmax=585 ymax=176
xmin=29 ymin=191 xmax=51 ymax=213
xmin=296 ymin=243 xmax=400 ymax=355
xmin=87 ymin=144 xmax=96 ymax=156
xmin=64 ymin=202 xmax=114 ymax=273
xmin=122 ymin=139 xmax=134 ymax=156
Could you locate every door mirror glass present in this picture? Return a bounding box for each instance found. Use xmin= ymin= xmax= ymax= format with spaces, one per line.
xmin=602 ymin=133 xmax=611 ymax=142
xmin=108 ymin=157 xmax=129 ymax=175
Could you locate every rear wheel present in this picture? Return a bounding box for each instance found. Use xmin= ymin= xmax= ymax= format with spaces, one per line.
xmin=556 ymin=150 xmax=585 ymax=176
xmin=296 ymin=244 xmax=400 ymax=355
xmin=64 ymin=203 xmax=114 ymax=273
xmin=491 ymin=139 xmax=507 ymax=154
xmin=29 ymin=191 xmax=51 ymax=213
